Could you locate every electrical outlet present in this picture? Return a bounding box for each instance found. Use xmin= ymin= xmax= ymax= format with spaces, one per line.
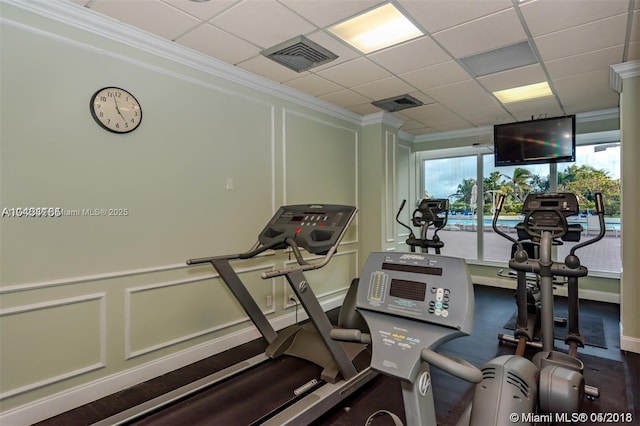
xmin=266 ymin=294 xmax=273 ymax=308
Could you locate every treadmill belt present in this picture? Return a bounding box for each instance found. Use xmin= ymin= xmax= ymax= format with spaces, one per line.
xmin=131 ymin=356 xmax=323 ymax=425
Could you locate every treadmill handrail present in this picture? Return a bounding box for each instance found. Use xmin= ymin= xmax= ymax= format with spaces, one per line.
xmin=186 ymin=238 xmax=285 ymax=265
xmin=261 ymin=245 xmax=337 ymax=279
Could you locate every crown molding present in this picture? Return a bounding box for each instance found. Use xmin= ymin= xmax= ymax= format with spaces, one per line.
xmin=610 ymin=60 xmax=640 ymax=93
xmin=361 ymin=111 xmax=405 ymax=129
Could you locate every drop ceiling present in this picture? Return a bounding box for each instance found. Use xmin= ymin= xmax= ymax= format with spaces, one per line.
xmin=71 ymin=0 xmax=639 ymax=136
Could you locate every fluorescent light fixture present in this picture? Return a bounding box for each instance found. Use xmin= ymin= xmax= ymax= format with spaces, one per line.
xmin=493 ymin=82 xmax=553 ymax=103
xmin=329 ymin=3 xmax=424 ymax=54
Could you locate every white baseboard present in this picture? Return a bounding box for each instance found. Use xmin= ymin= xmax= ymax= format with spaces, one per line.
xmin=472 ymin=275 xmax=621 ymax=304
xmin=0 ymin=296 xmax=345 ymax=426
xmin=620 ymin=332 xmax=640 ymax=354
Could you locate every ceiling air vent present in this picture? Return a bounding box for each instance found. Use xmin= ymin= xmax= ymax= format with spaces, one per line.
xmin=261 ymin=35 xmax=337 ymax=72
xmin=372 ymin=94 xmax=424 ymax=112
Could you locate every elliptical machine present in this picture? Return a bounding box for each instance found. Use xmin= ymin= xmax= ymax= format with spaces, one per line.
xmin=492 ymin=192 xmax=606 ymax=409
xmin=330 ymin=252 xmax=540 ymax=425
xmin=396 ymin=198 xmax=449 ymax=254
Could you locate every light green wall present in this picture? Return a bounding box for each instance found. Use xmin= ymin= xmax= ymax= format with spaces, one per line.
xmin=358 ymin=122 xmax=413 ymax=259
xmin=0 ymin=2 xmax=363 ymax=418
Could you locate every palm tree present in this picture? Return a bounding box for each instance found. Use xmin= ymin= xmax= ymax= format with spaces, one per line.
xmin=450 ymin=178 xmax=477 ymax=209
xmin=507 ymin=167 xmax=533 ymax=202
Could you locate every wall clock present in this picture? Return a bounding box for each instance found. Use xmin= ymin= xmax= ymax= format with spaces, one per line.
xmin=90 ymin=87 xmax=142 ymax=134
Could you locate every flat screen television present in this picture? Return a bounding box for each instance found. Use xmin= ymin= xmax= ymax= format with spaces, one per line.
xmin=493 ymin=115 xmax=576 ymax=167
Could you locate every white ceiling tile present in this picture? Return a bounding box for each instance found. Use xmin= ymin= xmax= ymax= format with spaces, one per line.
xmin=398 ymin=0 xmax=512 ymax=34
xmin=406 ymin=91 xmax=437 ymax=106
xmin=284 ymin=74 xmax=344 ymax=96
xmin=316 ymin=58 xmax=391 ymax=87
xmin=238 ymin=55 xmax=307 ymax=82
xmin=464 ymin=106 xmax=514 ymax=127
xmin=92 ymin=0 xmax=200 ymax=40
xmin=535 ymin=14 xmax=628 ymax=62
xmin=348 ymin=102 xmax=382 ymax=115
xmin=557 ymin=85 xmax=620 ymax=114
xmin=210 ymin=0 xmax=317 ymax=49
xmin=176 ymin=23 xmax=260 ymax=65
xmin=519 ymin=0 xmax=630 ymax=37
xmin=279 ymin=0 xmax=384 ymax=28
xmin=629 ymin=41 xmax=640 ymax=61
xmin=631 ymin=9 xmax=640 ymax=42
xmin=401 ymin=103 xmax=468 ymax=129
xmin=400 ymin=61 xmax=471 ymax=91
xmin=368 ymin=36 xmax=451 ymax=74
xmin=426 ymin=80 xmax=500 ymax=114
xmin=501 ymin=97 xmax=564 ymax=122
xmin=545 ymin=46 xmax=624 ymax=80
xmin=554 ymin=69 xmax=613 ymax=95
xmin=431 ymin=7 xmax=527 ymax=58
xmin=477 ymin=64 xmax=548 ymax=92
xmin=163 ymin=0 xmax=239 ymax=20
xmin=319 ymin=89 xmax=372 ymax=107
xmin=351 ymin=77 xmax=416 ymax=101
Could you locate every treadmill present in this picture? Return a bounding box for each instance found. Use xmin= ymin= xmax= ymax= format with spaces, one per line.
xmin=93 ymin=204 xmax=375 ymax=426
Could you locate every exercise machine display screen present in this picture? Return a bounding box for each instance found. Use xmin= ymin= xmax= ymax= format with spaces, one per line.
xmin=357 ymin=252 xmax=473 ymax=332
xmin=389 ymin=279 xmax=427 ymax=302
xmin=356 ymin=252 xmax=475 ymax=382
xmin=257 ymin=204 xmax=356 ymax=255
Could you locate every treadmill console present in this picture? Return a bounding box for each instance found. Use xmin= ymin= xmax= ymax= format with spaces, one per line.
xmin=356 ymin=252 xmax=474 ymax=381
xmin=258 ymin=204 xmax=356 ymax=254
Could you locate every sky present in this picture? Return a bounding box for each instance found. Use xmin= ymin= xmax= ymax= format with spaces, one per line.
xmin=424 ymin=145 xmax=621 ymax=200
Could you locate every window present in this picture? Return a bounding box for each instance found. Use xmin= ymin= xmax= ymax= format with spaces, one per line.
xmin=420 ymin=141 xmax=621 ymax=275
xmin=555 ymin=144 xmax=621 ymax=273
xmin=423 ymin=156 xmax=477 ymax=260
xmin=482 ymin=157 xmax=549 ymax=264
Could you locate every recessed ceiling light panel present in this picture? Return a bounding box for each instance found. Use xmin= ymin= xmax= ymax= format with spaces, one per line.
xmin=493 ymin=82 xmax=553 ymax=104
xmin=329 ymin=3 xmax=424 ymax=54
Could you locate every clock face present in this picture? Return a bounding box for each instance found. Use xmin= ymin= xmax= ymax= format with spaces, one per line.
xmin=90 ymin=87 xmax=142 ymax=133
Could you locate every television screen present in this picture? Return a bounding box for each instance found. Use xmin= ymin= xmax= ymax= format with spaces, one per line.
xmin=494 ymin=115 xmax=576 ymax=167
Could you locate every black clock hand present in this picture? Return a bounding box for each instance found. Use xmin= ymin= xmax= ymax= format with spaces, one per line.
xmin=113 ymin=96 xmax=126 ymax=122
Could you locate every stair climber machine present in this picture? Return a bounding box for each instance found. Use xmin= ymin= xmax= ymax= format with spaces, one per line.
xmin=396 ymin=198 xmax=449 ymax=254
xmin=331 ymin=252 xmax=542 ymax=425
xmin=94 ymin=204 xmax=375 ymax=426
xmin=492 ymin=192 xmax=606 ymax=410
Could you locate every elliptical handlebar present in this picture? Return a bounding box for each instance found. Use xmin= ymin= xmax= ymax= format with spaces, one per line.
xmin=395 ymin=199 xmax=415 ymax=238
xmin=491 ymin=193 xmax=521 ymax=249
xmin=569 ymin=192 xmax=606 ymax=256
